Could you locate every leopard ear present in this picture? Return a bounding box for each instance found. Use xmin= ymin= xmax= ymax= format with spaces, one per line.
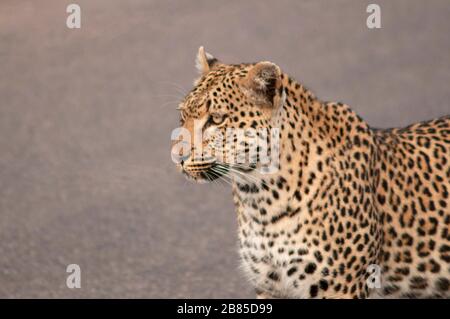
xmin=195 ymin=46 xmax=219 ymax=75
xmin=243 ymin=61 xmax=282 ymax=106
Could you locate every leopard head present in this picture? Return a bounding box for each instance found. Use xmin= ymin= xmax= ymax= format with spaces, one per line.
xmin=172 ymin=47 xmax=284 ymax=183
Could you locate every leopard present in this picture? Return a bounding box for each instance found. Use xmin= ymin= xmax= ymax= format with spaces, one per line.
xmin=172 ymin=47 xmax=450 ymax=298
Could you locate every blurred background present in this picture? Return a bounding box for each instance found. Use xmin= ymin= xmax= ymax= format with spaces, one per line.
xmin=0 ymin=0 xmax=449 ymax=298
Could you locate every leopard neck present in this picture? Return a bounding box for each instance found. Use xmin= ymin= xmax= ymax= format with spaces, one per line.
xmin=231 ymin=74 xmax=329 ymax=225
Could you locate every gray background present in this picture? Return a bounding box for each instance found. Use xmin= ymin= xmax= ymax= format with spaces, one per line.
xmin=0 ymin=0 xmax=449 ymax=298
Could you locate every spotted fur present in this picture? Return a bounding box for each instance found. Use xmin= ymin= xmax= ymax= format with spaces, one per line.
xmin=174 ymin=48 xmax=450 ymax=298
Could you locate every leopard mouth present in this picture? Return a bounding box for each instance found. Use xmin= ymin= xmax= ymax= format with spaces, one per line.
xmin=182 ymin=162 xmax=259 ymax=183
xmin=181 ymin=161 xmax=229 ymax=183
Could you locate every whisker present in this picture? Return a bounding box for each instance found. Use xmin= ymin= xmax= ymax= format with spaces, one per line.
xmin=214 ymin=165 xmax=257 ymax=186
xmin=216 ymin=163 xmax=265 ymax=187
xmin=154 ymin=80 xmax=189 ymax=96
xmin=154 ymin=93 xmax=185 ymax=99
xmin=209 ymin=167 xmax=234 ymax=186
xmin=208 ymin=169 xmax=230 ymax=187
xmin=158 ymin=100 xmax=184 ymax=108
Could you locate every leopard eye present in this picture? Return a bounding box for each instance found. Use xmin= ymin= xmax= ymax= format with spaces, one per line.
xmin=210 ymin=113 xmax=226 ymax=125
